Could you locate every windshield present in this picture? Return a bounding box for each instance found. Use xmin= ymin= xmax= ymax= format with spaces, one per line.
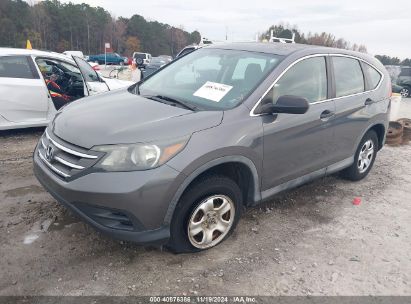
xmin=138 ymin=48 xmax=283 ymax=110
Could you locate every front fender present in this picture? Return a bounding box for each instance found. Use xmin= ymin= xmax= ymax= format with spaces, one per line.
xmin=163 ymin=155 xmax=261 ymax=225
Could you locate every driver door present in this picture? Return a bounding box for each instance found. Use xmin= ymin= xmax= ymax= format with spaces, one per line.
xmin=72 ymin=56 xmax=109 ymax=95
xmin=261 ymin=56 xmax=336 ymax=190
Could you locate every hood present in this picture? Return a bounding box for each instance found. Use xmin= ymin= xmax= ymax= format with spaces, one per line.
xmin=52 ymin=89 xmax=223 ymax=149
xmin=102 ymin=77 xmax=134 ymax=90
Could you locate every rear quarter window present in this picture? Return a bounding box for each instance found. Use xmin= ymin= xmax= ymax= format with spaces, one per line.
xmin=362 ymin=63 xmax=382 ymax=89
xmin=333 ymin=57 xmax=365 ymax=97
xmin=0 ymin=56 xmax=35 ymax=79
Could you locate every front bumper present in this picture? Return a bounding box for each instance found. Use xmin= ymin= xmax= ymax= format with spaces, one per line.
xmin=33 ymin=145 xmax=182 ymax=245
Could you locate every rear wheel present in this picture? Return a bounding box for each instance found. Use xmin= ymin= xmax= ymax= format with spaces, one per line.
xmin=167 ymin=175 xmax=242 ymax=253
xmin=341 ymin=130 xmax=378 ymax=181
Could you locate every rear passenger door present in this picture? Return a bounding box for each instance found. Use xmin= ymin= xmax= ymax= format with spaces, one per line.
xmin=0 ymin=55 xmax=49 ymax=123
xmin=329 ymin=56 xmax=382 ymax=162
xmin=261 ymin=56 xmax=336 ymax=190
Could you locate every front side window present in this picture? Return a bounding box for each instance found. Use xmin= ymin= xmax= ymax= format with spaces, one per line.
xmin=138 ymin=48 xmax=283 ymax=110
xmin=362 ymin=63 xmax=382 ymax=90
xmin=262 ymin=56 xmax=328 ymax=105
xmin=0 ymin=56 xmax=34 ymax=79
xmin=73 ymin=56 xmax=100 ymax=82
xmin=333 ymin=57 xmax=365 ymax=97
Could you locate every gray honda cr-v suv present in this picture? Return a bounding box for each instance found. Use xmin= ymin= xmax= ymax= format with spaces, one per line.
xmin=34 ymin=43 xmax=390 ymax=253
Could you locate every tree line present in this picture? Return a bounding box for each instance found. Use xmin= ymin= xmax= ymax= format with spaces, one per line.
xmin=260 ymin=23 xmax=368 ymax=52
xmin=260 ymin=23 xmax=410 ymax=66
xmin=375 ymin=55 xmax=411 ymax=66
xmin=0 ymin=0 xmax=201 ymax=57
xmin=2 ymin=1 xmax=409 ymax=65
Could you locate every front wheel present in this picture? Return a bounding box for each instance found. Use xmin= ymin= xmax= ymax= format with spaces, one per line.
xmin=341 ymin=130 xmax=378 ymax=181
xmin=167 ymin=175 xmax=242 ymax=253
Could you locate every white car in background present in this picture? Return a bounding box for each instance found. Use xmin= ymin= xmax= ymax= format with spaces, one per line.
xmin=0 ymin=48 xmax=134 ymax=130
xmin=63 ymin=50 xmax=85 ymax=59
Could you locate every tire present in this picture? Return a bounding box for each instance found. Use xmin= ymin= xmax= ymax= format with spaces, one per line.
xmin=341 ymin=130 xmax=378 ymax=181
xmin=119 ymin=61 xmax=124 ymax=66
xmin=167 ymin=175 xmax=243 ymax=253
xmin=400 ymin=87 xmax=410 ymax=98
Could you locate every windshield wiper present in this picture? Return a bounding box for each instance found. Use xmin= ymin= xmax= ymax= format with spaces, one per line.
xmin=146 ymin=95 xmax=198 ymax=111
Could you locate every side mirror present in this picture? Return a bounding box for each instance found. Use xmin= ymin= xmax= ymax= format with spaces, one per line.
xmin=255 ymin=95 xmax=309 ymax=115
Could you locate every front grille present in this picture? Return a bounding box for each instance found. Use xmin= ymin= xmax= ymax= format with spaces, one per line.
xmin=38 ymin=130 xmax=100 ymax=179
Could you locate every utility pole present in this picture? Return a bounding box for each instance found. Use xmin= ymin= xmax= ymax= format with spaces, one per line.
xmin=225 ymin=26 xmax=228 ymax=41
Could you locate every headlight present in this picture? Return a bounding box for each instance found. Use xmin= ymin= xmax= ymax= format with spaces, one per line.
xmin=93 ymin=136 xmax=189 ymax=171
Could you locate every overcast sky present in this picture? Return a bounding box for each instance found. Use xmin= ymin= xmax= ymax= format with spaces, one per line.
xmin=45 ymin=0 xmax=411 ymax=59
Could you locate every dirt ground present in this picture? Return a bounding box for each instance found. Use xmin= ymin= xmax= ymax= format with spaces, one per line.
xmin=1 ymin=101 xmax=410 ymax=296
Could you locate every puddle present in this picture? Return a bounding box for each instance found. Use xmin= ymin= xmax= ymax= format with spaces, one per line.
xmin=22 ymin=214 xmax=80 ymax=244
xmin=5 ymin=185 xmax=44 ymax=197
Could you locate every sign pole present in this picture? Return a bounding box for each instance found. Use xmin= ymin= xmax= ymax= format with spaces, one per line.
xmin=104 ymin=42 xmax=110 ymax=67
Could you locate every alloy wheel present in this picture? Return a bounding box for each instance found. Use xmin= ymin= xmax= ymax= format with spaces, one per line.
xmin=187 ymin=195 xmax=235 ymax=249
xmin=400 ymin=88 xmax=410 ymax=98
xmin=357 ymin=139 xmax=374 ymax=174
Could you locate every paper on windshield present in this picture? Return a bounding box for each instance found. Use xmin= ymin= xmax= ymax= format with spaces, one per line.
xmin=193 ymin=81 xmax=233 ymax=102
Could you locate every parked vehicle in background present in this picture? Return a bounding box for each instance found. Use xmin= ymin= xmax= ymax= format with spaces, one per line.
xmin=392 ymin=83 xmax=405 ymax=96
xmin=88 ymin=53 xmax=128 ymax=65
xmin=199 ymin=37 xmax=213 ymax=45
xmin=158 ymin=55 xmax=173 ymax=62
xmin=132 ymin=52 xmax=152 ymax=68
xmin=89 ymin=62 xmax=100 ymax=71
xmin=33 ymin=43 xmax=390 ymax=253
xmin=63 ymin=51 xmax=85 ymax=59
xmin=174 ymin=38 xmax=213 ymax=59
xmin=397 ymin=67 xmax=411 ymax=98
xmin=0 ymin=48 xmax=133 ymax=130
xmin=141 ymin=57 xmax=171 ymax=78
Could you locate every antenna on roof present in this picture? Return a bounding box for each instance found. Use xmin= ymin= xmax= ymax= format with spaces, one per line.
xmin=270 ymin=30 xmax=295 ymax=44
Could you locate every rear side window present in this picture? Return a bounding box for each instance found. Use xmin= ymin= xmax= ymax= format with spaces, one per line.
xmin=333 ymin=57 xmax=365 ymax=97
xmin=362 ymin=63 xmax=382 ymax=89
xmin=134 ymin=53 xmax=146 ymax=59
xmin=0 ymin=56 xmax=34 ymax=79
xmin=267 ymin=56 xmax=327 ymax=104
